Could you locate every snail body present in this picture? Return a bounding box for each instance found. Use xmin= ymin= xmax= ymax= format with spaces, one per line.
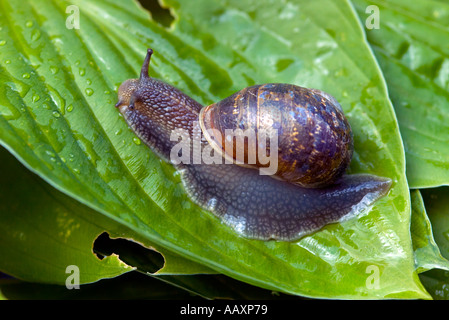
xmin=115 ymin=49 xmax=391 ymax=241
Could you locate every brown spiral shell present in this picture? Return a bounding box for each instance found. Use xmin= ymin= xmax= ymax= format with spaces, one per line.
xmin=199 ymin=83 xmax=353 ymax=188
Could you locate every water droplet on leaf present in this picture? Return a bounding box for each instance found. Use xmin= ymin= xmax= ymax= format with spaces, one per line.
xmin=45 ymin=150 xmax=56 ymax=157
xmin=31 ymin=30 xmax=41 ymax=42
xmin=133 ymin=137 xmax=141 ymax=145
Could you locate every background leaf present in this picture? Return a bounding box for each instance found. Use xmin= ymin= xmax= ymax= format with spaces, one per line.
xmin=353 ymin=0 xmax=449 ymax=188
xmin=418 ymin=187 xmax=449 ymax=299
xmin=1 ymin=145 xmax=280 ymax=299
xmin=0 ymin=144 xmax=215 ymax=284
xmin=0 ymin=272 xmax=197 ymax=300
xmin=0 ymin=146 xmax=133 ymax=284
xmin=421 ymin=187 xmax=449 ymax=265
xmin=410 ymin=189 xmax=449 ymax=273
xmin=0 ymin=0 xmax=429 ymax=298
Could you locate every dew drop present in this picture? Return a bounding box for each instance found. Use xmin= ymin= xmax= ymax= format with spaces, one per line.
xmin=86 ymin=78 xmax=92 ymax=85
xmin=25 ymin=20 xmax=33 ymax=28
xmin=5 ymin=59 xmax=10 ymax=64
xmin=31 ymin=30 xmax=41 ymax=42
xmin=52 ymin=110 xmax=61 ymax=118
xmin=45 ymin=150 xmax=56 ymax=157
xmin=66 ymin=104 xmax=74 ymax=112
xmin=115 ymin=128 xmax=122 ymax=135
xmin=79 ymin=68 xmax=85 ymax=76
xmin=85 ymin=88 xmax=94 ymax=96
xmin=32 ymin=94 xmax=40 ymax=102
xmin=0 ymin=40 xmax=6 ymax=46
xmin=22 ymin=73 xmax=31 ymax=79
xmin=50 ymin=66 xmax=59 ymax=74
xmin=47 ymin=84 xmax=66 ymax=115
xmin=133 ymin=137 xmax=141 ymax=145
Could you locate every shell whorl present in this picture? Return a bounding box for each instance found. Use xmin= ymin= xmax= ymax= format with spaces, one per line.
xmin=200 ymin=83 xmax=353 ymax=187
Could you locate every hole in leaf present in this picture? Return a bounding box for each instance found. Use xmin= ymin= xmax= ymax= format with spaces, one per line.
xmin=138 ymin=0 xmax=175 ymax=28
xmin=93 ymin=232 xmax=165 ymax=274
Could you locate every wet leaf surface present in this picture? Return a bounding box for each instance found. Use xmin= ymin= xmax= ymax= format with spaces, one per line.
xmin=0 ymin=0 xmax=430 ymax=298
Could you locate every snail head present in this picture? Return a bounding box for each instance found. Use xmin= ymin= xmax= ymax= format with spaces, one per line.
xmin=115 ymin=48 xmax=153 ymax=114
xmin=115 ymin=48 xmax=204 ymax=162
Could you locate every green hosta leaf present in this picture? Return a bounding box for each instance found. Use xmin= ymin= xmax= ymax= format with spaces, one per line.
xmin=421 ymin=187 xmax=449 ymax=262
xmin=0 ymin=272 xmax=196 ymax=300
xmin=0 ymin=271 xmax=280 ymax=300
xmin=418 ymin=187 xmax=449 ymax=299
xmin=0 ymin=144 xmax=281 ymax=299
xmin=0 ymin=145 xmax=214 ymax=286
xmin=353 ymin=0 xmax=449 ymax=188
xmin=0 ymin=0 xmax=429 ymax=298
xmin=0 ymin=146 xmax=133 ymax=284
xmin=410 ymin=189 xmax=449 ymax=273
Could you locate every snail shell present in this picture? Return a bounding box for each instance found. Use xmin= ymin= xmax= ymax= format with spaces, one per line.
xmin=199 ymin=83 xmax=353 ymax=188
xmin=115 ymin=49 xmax=392 ymax=241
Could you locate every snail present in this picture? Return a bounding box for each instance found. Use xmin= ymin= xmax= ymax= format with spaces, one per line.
xmin=115 ymin=48 xmax=392 ymax=241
